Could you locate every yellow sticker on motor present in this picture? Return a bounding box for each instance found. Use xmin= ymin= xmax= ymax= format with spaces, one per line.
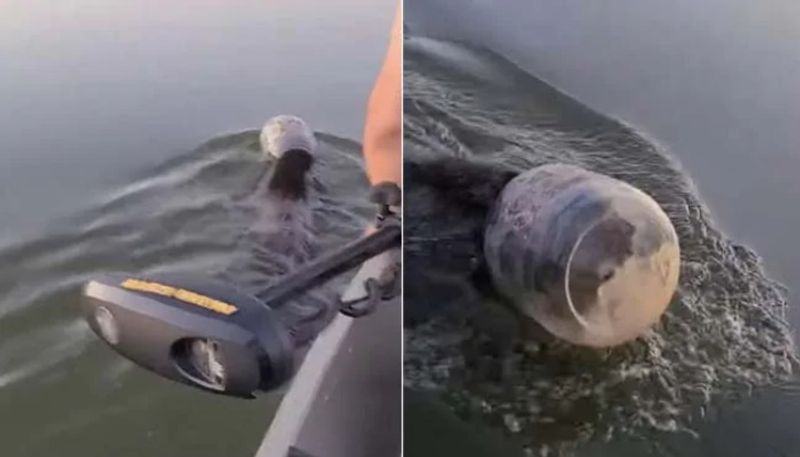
xmin=121 ymin=278 xmax=238 ymax=316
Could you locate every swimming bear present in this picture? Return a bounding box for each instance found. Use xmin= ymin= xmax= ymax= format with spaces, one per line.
xmin=243 ymin=115 xmax=336 ymax=347
xmin=405 ymin=157 xmax=680 ymax=348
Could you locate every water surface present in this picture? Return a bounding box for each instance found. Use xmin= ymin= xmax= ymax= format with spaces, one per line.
xmin=403 ymin=23 xmax=800 ymax=457
xmin=0 ymin=1 xmax=392 ymax=455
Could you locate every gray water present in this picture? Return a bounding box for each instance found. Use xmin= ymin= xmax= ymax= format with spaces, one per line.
xmin=0 ymin=0 xmax=392 ymax=238
xmin=403 ymin=7 xmax=800 ymax=456
xmin=0 ymin=1 xmax=392 ymax=456
xmin=406 ymin=0 xmax=800 ymax=324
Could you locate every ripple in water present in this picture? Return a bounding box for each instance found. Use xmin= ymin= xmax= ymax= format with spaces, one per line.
xmin=0 ymin=129 xmax=371 ymax=455
xmin=403 ymin=36 xmax=798 ymax=455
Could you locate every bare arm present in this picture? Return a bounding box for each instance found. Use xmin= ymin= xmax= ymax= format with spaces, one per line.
xmin=362 ymin=4 xmax=402 ymax=187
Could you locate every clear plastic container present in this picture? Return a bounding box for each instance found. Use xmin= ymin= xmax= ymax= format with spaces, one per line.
xmin=484 ymin=164 xmax=680 ymax=347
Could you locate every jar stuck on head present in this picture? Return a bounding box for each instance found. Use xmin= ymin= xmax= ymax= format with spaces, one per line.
xmin=483 ymin=164 xmax=680 ymax=347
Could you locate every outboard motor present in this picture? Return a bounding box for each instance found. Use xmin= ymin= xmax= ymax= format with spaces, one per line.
xmin=81 ymin=210 xmax=400 ymax=398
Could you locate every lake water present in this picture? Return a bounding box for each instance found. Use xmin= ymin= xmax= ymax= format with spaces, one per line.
xmin=0 ymin=1 xmax=393 ymax=456
xmin=404 ymin=1 xmax=800 ymax=456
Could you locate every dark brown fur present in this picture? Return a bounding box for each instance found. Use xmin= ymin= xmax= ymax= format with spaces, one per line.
xmin=404 ymin=157 xmax=517 ymax=210
xmin=267 ymin=149 xmax=313 ymax=200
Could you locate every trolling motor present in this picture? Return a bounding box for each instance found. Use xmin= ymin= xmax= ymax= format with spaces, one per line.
xmin=81 ymin=185 xmax=401 ymax=398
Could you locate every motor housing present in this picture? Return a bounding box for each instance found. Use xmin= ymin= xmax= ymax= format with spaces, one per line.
xmin=81 ymin=273 xmax=295 ymax=398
